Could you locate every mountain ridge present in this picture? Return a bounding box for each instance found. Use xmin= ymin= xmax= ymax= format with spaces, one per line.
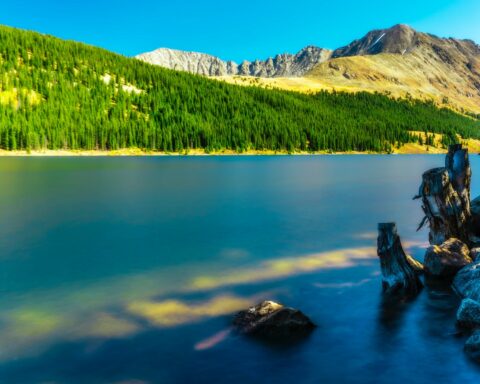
xmin=136 ymin=46 xmax=332 ymax=77
xmin=158 ymin=24 xmax=478 ymax=114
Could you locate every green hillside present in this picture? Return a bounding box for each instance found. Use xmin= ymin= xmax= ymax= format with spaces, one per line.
xmin=0 ymin=25 xmax=479 ymax=153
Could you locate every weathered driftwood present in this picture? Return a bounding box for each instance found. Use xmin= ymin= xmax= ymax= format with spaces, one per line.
xmin=377 ymin=223 xmax=423 ymax=296
xmin=415 ymin=144 xmax=471 ymax=245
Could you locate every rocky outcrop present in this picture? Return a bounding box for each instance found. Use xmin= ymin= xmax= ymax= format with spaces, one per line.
xmin=233 ymin=301 xmax=315 ymax=339
xmin=377 ymin=222 xmax=423 ymax=296
xmin=136 ymin=46 xmax=332 ymax=77
xmin=424 ymin=238 xmax=472 ymax=277
xmin=378 ymin=144 xmax=480 ymax=363
xmin=457 ymin=298 xmax=480 ymax=328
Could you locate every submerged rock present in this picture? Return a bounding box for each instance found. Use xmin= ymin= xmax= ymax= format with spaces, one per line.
xmin=424 ymin=238 xmax=472 ymax=277
xmin=233 ymin=301 xmax=315 ymax=339
xmin=452 ymin=262 xmax=480 ymax=301
xmin=457 ymin=298 xmax=480 ymax=328
xmin=465 ymin=330 xmax=480 ymax=360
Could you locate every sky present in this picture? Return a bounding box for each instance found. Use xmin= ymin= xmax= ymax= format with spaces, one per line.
xmin=2 ymin=0 xmax=480 ymax=62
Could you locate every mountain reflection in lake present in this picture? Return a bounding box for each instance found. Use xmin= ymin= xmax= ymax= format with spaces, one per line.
xmin=0 ymin=156 xmax=479 ymax=383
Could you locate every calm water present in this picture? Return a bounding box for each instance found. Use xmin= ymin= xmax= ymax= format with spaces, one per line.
xmin=0 ymin=156 xmax=479 ymax=384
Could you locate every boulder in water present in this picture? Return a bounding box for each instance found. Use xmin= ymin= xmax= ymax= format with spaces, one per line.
xmin=470 ymin=248 xmax=480 ymax=263
xmin=233 ymin=301 xmax=315 ymax=339
xmin=457 ymin=298 xmax=480 ymax=328
xmin=424 ymin=238 xmax=472 ymax=277
xmin=452 ymin=262 xmax=480 ymax=301
xmin=465 ymin=330 xmax=480 ymax=360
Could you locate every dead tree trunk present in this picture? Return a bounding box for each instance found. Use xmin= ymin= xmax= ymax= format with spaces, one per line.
xmin=415 ymin=144 xmax=471 ymax=246
xmin=377 ymin=223 xmax=423 ymax=296
xmin=446 ymin=143 xmax=471 ymax=213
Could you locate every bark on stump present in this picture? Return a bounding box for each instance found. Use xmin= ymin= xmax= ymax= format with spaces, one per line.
xmin=415 ymin=144 xmax=471 ymax=246
xmin=446 ymin=143 xmax=471 ymax=211
xmin=377 ymin=223 xmax=423 ymax=296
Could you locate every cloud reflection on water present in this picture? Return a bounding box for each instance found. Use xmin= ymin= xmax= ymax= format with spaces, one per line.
xmin=0 ymin=242 xmax=425 ymax=362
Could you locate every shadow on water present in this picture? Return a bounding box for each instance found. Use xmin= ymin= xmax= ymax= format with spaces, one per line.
xmin=378 ymin=291 xmax=420 ymax=332
xmin=420 ymin=275 xmax=462 ymax=338
xmin=237 ymin=328 xmax=316 ymax=350
xmin=377 ymin=275 xmax=461 ymax=337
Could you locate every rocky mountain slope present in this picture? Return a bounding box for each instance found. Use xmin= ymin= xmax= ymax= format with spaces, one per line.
xmin=136 ymin=46 xmax=332 ymax=77
xmin=309 ymin=24 xmax=480 ymax=113
xmin=138 ymin=24 xmax=480 ymax=113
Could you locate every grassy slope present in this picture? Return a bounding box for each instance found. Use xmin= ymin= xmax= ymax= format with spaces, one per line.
xmin=217 ymin=51 xmax=480 ymax=115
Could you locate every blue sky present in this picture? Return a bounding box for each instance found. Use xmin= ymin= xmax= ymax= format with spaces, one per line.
xmin=2 ymin=0 xmax=479 ymax=62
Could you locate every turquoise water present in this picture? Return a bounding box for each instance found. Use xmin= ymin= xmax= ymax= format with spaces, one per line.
xmin=0 ymin=156 xmax=479 ymax=383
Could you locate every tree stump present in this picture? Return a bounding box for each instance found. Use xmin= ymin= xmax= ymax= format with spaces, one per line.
xmin=415 ymin=144 xmax=471 ymax=246
xmin=377 ymin=223 xmax=423 ymax=296
xmin=445 ymin=143 xmax=471 ymax=211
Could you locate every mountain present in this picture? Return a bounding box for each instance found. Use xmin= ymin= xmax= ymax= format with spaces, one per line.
xmin=136 ymin=46 xmax=332 ymax=77
xmin=308 ymin=24 xmax=480 ymax=113
xmin=332 ymin=24 xmax=419 ymax=57
xmin=140 ymin=24 xmax=480 ymax=114
xmin=0 ymin=24 xmax=478 ymax=154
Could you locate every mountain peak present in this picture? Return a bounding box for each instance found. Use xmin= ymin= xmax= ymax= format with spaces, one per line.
xmin=333 ymin=24 xmax=418 ymax=57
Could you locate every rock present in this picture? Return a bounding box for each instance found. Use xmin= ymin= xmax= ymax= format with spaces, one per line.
xmin=465 ymin=330 xmax=480 ymax=360
xmin=424 ymin=238 xmax=472 ymax=277
xmin=452 ymin=262 xmax=480 ymax=301
xmin=471 ymin=248 xmax=480 ymax=262
xmin=377 ymin=223 xmax=423 ymax=296
xmin=233 ymin=301 xmax=315 ymax=339
xmin=457 ymin=298 xmax=480 ymax=328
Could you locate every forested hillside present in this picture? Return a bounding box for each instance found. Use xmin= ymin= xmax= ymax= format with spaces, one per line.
xmin=0 ymin=25 xmax=478 ymax=153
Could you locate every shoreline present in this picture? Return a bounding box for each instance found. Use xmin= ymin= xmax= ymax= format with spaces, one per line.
xmin=0 ymin=148 xmax=465 ymax=157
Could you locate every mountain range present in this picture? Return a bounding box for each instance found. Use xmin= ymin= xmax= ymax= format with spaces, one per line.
xmin=136 ymin=24 xmax=480 ymax=114
xmin=136 ymin=46 xmax=332 ymax=77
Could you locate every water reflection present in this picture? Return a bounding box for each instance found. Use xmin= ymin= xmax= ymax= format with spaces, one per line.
xmin=0 ymin=245 xmax=379 ymax=362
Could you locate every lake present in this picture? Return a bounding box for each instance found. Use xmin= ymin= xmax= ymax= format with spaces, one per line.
xmin=0 ymin=155 xmax=479 ymax=383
